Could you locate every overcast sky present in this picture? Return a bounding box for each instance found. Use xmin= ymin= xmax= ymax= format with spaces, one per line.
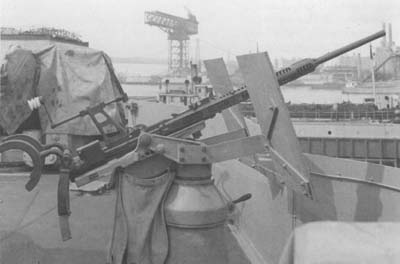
xmin=1 ymin=0 xmax=399 ymax=61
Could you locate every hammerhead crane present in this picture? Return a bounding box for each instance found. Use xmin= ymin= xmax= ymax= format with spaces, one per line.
xmin=144 ymin=10 xmax=199 ymax=76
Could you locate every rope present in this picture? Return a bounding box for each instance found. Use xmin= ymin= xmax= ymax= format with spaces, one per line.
xmin=27 ymin=97 xmax=42 ymax=111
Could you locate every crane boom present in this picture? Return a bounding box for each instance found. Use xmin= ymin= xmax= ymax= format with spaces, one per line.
xmin=144 ymin=9 xmax=199 ymax=76
xmin=144 ymin=11 xmax=198 ymax=35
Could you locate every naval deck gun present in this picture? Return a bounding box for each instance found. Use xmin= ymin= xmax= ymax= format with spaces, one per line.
xmin=2 ymin=30 xmax=398 ymax=263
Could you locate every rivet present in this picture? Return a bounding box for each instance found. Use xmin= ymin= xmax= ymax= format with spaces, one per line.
xmin=155 ymin=144 xmax=165 ymax=154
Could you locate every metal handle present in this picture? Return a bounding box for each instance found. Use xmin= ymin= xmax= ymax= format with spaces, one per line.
xmin=232 ymin=193 xmax=252 ymax=204
xmin=27 ymin=94 xmax=127 ymax=129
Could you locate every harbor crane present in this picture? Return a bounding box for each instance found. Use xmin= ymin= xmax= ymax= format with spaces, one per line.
xmin=144 ymin=10 xmax=198 ymax=76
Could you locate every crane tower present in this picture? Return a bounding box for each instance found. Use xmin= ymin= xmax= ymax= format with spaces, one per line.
xmin=145 ymin=10 xmax=199 ymax=76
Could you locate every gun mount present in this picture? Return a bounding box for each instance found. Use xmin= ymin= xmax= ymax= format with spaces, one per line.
xmin=0 ymin=30 xmax=386 ymax=242
xmin=75 ymin=30 xmax=385 ymax=177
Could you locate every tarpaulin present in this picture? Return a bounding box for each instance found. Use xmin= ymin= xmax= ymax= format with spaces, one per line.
xmin=108 ymin=165 xmax=174 ymax=264
xmin=0 ymin=44 xmax=126 ymax=135
xmin=279 ymin=221 xmax=400 ymax=264
xmin=0 ymin=48 xmax=39 ymax=134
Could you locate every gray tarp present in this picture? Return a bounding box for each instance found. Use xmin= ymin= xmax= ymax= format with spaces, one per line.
xmin=0 ymin=44 xmax=125 ymax=135
xmin=0 ymin=48 xmax=38 ymax=134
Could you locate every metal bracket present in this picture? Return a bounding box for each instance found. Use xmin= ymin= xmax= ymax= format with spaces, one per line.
xmin=85 ymin=103 xmax=128 ymax=143
xmin=266 ymin=102 xmax=279 ymax=141
xmin=34 ymin=95 xmax=128 ymax=144
xmin=169 ymin=120 xmax=206 ymax=139
xmin=206 ymin=135 xmax=266 ymax=163
xmin=237 ymin=52 xmax=313 ymax=199
xmin=136 ymin=132 xmax=267 ymax=165
xmin=75 ymin=150 xmax=139 ymax=187
xmin=201 ymin=128 xmax=248 ymax=145
xmin=267 ymin=146 xmax=312 ymax=198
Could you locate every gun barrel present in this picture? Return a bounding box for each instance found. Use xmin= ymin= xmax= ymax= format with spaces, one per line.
xmin=316 ymin=30 xmax=385 ymax=65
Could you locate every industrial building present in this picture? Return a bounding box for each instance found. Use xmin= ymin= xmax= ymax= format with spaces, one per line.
xmin=0 ymin=27 xmax=88 ymax=58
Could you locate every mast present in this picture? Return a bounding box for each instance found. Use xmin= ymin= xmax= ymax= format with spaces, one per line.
xmin=370 ymin=44 xmax=377 ymax=104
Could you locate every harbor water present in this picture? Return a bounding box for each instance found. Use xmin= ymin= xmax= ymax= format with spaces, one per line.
xmin=113 ymin=62 xmax=168 ymax=77
xmin=115 ymin=63 xmax=370 ymax=104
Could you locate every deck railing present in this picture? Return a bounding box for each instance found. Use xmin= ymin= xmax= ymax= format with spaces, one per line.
xmin=290 ymin=110 xmax=396 ymax=121
xmin=242 ymin=109 xmax=397 ymax=121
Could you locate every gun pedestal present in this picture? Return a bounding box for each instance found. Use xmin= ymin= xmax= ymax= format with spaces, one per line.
xmin=134 ymin=131 xmax=262 ymax=263
xmin=165 ymin=163 xmax=232 ymax=263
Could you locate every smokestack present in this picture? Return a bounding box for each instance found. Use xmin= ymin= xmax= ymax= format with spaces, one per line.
xmin=382 ymin=22 xmax=387 ymax=47
xmin=388 ymin=23 xmax=393 ymax=49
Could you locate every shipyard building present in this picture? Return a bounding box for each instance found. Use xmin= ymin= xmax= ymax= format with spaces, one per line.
xmin=0 ymin=27 xmax=88 ymax=58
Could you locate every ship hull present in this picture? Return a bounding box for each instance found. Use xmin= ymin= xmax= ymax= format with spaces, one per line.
xmin=1 ymin=112 xmax=400 ymax=264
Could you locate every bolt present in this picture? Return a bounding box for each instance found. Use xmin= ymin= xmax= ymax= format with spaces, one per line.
xmin=138 ymin=134 xmax=152 ymax=148
xmin=179 ymin=147 xmax=185 ymax=153
xmin=282 ymin=163 xmax=287 ymax=169
xmin=201 ymin=146 xmax=207 ymax=153
xmin=201 ymin=157 xmax=207 ymax=163
xmin=155 ymin=144 xmax=165 ymax=154
xmin=179 ymin=157 xmax=185 ymax=163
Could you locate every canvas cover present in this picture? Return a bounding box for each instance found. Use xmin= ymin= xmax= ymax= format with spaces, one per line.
xmin=0 ymin=48 xmax=39 ymax=134
xmin=0 ymin=44 xmax=125 ymax=135
xmin=108 ymin=166 xmax=174 ymax=264
xmin=279 ymin=222 xmax=400 ymax=264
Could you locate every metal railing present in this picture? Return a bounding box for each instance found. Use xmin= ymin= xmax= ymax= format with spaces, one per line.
xmin=241 ymin=109 xmax=397 ymax=121
xmin=289 ymin=110 xmax=396 ymax=121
